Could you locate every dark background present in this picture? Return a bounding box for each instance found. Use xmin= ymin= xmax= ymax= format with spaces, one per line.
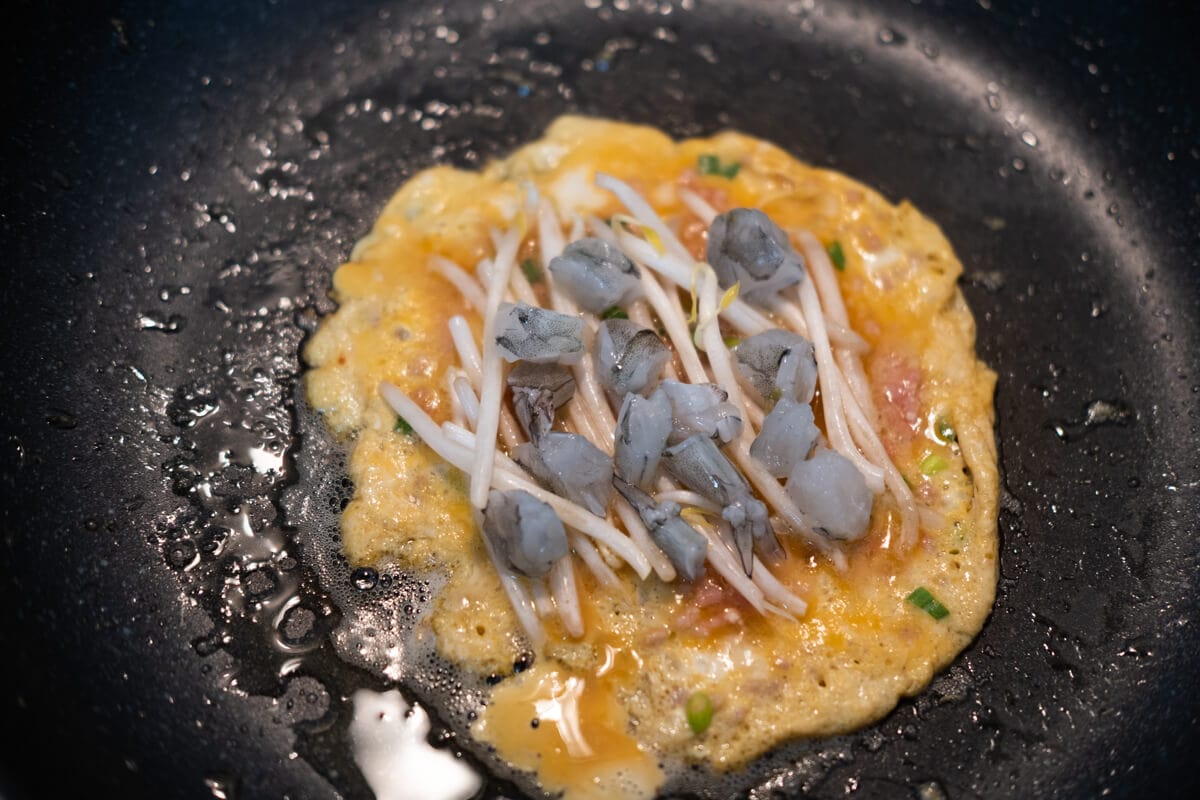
xmin=2 ymin=0 xmax=1198 ymax=798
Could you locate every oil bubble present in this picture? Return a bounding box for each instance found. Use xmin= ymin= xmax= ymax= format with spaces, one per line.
xmin=353 ymin=566 xmax=380 ymax=591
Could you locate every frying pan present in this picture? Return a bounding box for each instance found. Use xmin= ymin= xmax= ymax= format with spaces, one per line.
xmin=2 ymin=0 xmax=1197 ymax=797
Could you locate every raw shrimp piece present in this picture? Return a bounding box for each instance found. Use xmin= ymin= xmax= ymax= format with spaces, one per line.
xmin=548 ymin=236 xmax=643 ymax=313
xmin=495 ymin=302 xmax=585 ymax=364
xmin=656 ymin=380 xmax=744 ymax=445
xmin=507 ymin=362 xmax=576 ymax=443
xmin=514 ymin=432 xmax=613 ymax=517
xmin=786 ymin=447 xmax=873 ymax=541
xmin=706 ymin=208 xmax=805 ymax=303
xmin=614 ymin=390 xmax=673 ymax=490
xmin=482 ymin=489 xmax=569 ymax=577
xmin=733 ymin=329 xmax=818 ymax=405
xmin=750 ymin=398 xmax=819 ymax=478
xmin=594 ymin=319 xmax=671 ymax=399
xmin=661 ymin=434 xmax=782 ymax=574
xmin=613 ymin=477 xmax=707 ymax=581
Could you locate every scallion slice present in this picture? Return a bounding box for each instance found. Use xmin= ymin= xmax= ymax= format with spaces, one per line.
xmin=601 ymin=305 xmax=628 ymax=320
xmin=919 ymin=452 xmax=948 ymax=475
xmin=394 ymin=415 xmax=416 ymax=436
xmin=697 ymin=154 xmax=741 ymax=179
xmin=827 ymin=240 xmax=846 ymax=271
xmin=906 ymin=586 xmax=950 ymax=620
xmin=520 ymin=258 xmax=542 ymax=284
xmin=935 ymin=416 xmax=957 ymax=443
xmin=685 ymin=692 xmax=714 ymax=734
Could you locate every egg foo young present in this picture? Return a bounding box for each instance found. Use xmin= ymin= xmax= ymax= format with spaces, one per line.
xmin=304 ymin=117 xmax=998 ymax=799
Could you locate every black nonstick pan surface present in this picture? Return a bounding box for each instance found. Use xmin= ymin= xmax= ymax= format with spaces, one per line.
xmin=2 ymin=0 xmax=1198 ymax=798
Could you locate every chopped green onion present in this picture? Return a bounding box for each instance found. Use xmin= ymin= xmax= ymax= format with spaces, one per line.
xmin=697 ymin=154 xmax=741 ymax=179
xmin=935 ymin=416 xmax=957 ymax=443
xmin=446 ymin=468 xmax=468 ymax=494
xmin=394 ymin=415 xmax=416 ymax=436
xmin=520 ymin=258 xmax=542 ymax=284
xmin=827 ymin=240 xmax=846 ymax=271
xmin=685 ymin=692 xmax=714 ymax=734
xmin=601 ymin=305 xmax=628 ymax=320
xmin=919 ymin=452 xmax=948 ymax=475
xmin=723 ymin=335 xmax=741 ymax=349
xmin=906 ymin=586 xmax=950 ymax=620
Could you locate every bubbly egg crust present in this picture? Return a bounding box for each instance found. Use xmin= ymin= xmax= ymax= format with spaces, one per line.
xmin=305 ymin=117 xmax=998 ymax=799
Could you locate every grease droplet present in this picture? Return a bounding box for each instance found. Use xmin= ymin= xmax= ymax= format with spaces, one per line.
xmin=1049 ymin=399 xmax=1134 ymax=442
xmin=915 ymin=780 xmax=948 ymax=800
xmin=353 ymin=566 xmax=380 ymax=591
xmin=137 ymin=312 xmax=187 ymax=333
xmin=47 ymin=408 xmax=78 ymax=429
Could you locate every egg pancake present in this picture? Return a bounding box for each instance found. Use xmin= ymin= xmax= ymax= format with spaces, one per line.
xmin=304 ymin=116 xmax=998 ymax=799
